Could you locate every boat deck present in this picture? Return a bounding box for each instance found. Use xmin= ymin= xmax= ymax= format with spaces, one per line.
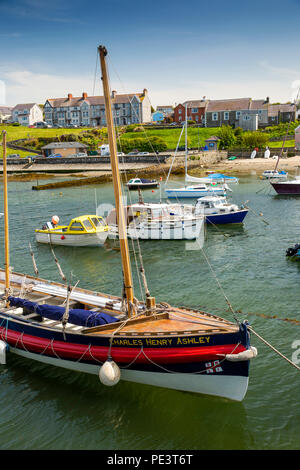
xmin=0 ymin=269 xmax=238 ymax=337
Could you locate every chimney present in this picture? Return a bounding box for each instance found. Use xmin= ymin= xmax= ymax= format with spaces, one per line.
xmin=265 ymin=96 xmax=270 ymax=104
xmin=67 ymin=93 xmax=73 ymax=100
xmin=112 ymin=90 xmax=117 ymax=99
xmin=143 ymin=88 xmax=148 ymax=95
xmin=82 ymin=92 xmax=88 ymax=100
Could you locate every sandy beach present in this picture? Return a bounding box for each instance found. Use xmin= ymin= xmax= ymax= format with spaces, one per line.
xmin=204 ymin=155 xmax=300 ymax=176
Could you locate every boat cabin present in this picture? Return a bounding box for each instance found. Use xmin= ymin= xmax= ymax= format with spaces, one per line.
xmin=36 ymin=215 xmax=108 ymax=234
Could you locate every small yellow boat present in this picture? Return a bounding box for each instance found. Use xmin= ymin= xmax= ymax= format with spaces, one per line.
xmin=35 ymin=215 xmax=110 ymax=247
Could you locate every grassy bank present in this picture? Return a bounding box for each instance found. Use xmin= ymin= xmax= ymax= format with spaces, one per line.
xmin=121 ymin=127 xmax=221 ymax=149
xmin=0 ymin=124 xmax=92 ymax=158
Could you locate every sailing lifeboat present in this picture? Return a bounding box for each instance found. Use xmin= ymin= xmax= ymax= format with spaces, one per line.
xmin=0 ymin=45 xmax=257 ymax=402
xmin=0 ymin=270 xmax=256 ymax=401
xmin=35 ymin=215 xmax=110 ymax=247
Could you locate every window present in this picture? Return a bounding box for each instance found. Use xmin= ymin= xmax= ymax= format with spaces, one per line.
xmin=91 ymin=217 xmax=105 ymax=227
xmin=82 ymin=219 xmax=94 ymax=230
xmin=236 ymin=111 xmax=241 ymax=119
xmin=212 ymin=113 xmax=218 ymax=121
xmin=224 ymin=112 xmax=229 ymax=120
xmin=178 ymin=109 xmax=182 ymax=114
xmin=69 ymin=222 xmax=84 ymax=231
xmin=192 ymin=108 xmax=198 ymax=113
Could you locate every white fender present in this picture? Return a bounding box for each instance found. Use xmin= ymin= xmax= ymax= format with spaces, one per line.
xmin=0 ymin=340 xmax=8 ymax=365
xmin=99 ymin=359 xmax=121 ymax=386
xmin=224 ymin=346 xmax=258 ymax=362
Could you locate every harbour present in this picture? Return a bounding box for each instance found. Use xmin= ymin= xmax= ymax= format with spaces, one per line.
xmin=1 ymin=0 xmax=300 ymax=451
xmin=0 ymin=172 xmax=300 ymax=449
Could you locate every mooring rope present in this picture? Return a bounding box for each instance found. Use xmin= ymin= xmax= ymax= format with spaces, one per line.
xmin=247 ymin=325 xmax=300 ymax=371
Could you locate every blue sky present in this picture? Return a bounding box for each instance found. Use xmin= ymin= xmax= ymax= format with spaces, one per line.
xmin=1 ymin=0 xmax=300 ymax=107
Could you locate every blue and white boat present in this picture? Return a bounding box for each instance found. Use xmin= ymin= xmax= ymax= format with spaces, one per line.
xmin=194 ymin=196 xmax=248 ymax=224
xmin=164 ymin=113 xmax=232 ymax=199
xmin=165 ymin=183 xmax=227 ymax=199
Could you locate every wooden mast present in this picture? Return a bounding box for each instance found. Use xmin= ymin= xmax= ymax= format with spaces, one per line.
xmin=98 ymin=45 xmax=134 ymax=316
xmin=2 ymin=131 xmax=10 ymax=302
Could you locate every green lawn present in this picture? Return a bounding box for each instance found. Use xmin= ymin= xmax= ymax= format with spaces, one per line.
xmin=269 ymin=139 xmax=295 ymax=148
xmin=0 ymin=124 xmax=92 ymax=158
xmin=1 ymin=124 xmax=295 ymax=159
xmin=121 ymin=127 xmax=221 ymax=149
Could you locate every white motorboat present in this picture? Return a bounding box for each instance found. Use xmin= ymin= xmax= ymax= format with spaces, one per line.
xmin=35 ymin=215 xmax=110 ymax=247
xmin=261 ymin=170 xmax=288 ymax=180
xmin=106 ymin=202 xmax=204 ymax=240
xmin=194 ymin=196 xmax=248 ymax=224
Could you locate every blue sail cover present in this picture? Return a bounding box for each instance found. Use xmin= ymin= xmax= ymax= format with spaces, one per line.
xmin=8 ymin=296 xmax=119 ymax=327
xmin=207 ymin=173 xmax=239 ymax=182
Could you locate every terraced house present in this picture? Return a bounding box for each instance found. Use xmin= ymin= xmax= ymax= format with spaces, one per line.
xmin=44 ymin=89 xmax=152 ymax=127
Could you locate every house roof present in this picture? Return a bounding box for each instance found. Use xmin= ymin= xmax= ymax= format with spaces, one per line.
xmin=0 ymin=106 xmax=12 ymax=113
xmin=205 ymin=136 xmax=220 ymax=141
xmin=12 ymin=103 xmax=37 ymax=111
xmin=46 ymin=91 xmax=147 ymax=108
xmin=41 ymin=142 xmax=88 ymax=149
xmin=183 ymin=100 xmax=208 ymax=109
xmin=206 ymin=98 xmax=251 ymax=112
xmin=250 ymin=99 xmax=268 ymax=110
xmin=268 ymin=103 xmax=295 ymax=113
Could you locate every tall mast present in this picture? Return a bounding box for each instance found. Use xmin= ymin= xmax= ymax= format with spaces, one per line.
xmin=185 ymin=103 xmax=188 ymax=180
xmin=98 ymin=45 xmax=134 ymax=316
xmin=2 ymin=131 xmax=10 ymax=301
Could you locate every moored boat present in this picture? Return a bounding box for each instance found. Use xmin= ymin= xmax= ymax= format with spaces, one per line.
xmin=165 ymin=183 xmax=226 ymax=199
xmin=35 ymin=215 xmax=110 ymax=246
xmin=286 ymin=243 xmax=300 ymax=260
xmin=194 ymin=196 xmax=248 ymax=224
xmin=127 ymin=178 xmax=159 ymax=190
xmin=261 ymin=170 xmax=288 ymax=180
xmin=270 ymin=176 xmax=300 ymax=195
xmin=106 ymin=202 xmax=204 ymax=240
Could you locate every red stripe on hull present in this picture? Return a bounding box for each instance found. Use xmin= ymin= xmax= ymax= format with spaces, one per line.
xmin=0 ymin=327 xmax=246 ymax=364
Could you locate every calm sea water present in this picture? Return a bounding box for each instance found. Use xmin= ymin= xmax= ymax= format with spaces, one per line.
xmin=0 ymin=173 xmax=300 ymax=450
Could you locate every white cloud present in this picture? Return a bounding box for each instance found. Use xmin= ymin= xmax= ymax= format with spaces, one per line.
xmin=1 ymin=66 xmax=299 ymax=109
xmin=1 ymin=69 xmax=95 ymax=105
xmin=0 ymin=80 xmax=6 ymax=105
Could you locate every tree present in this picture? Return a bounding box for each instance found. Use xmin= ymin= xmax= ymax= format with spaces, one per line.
xmin=218 ymin=125 xmax=237 ymax=149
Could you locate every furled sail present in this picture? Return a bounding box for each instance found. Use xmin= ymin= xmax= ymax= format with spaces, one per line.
xmin=8 ymin=296 xmax=119 ymax=327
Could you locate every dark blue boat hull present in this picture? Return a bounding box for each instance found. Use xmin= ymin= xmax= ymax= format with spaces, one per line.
xmin=206 ymin=210 xmax=248 ymax=225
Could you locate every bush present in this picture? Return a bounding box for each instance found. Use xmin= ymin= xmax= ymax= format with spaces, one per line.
xmin=119 ymin=136 xmax=167 ymax=153
xmin=125 ymin=124 xmax=138 ymax=133
xmin=240 ymin=131 xmax=269 ymax=149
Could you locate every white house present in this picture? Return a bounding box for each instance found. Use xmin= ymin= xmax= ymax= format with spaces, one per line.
xmin=11 ymin=103 xmax=43 ymax=126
